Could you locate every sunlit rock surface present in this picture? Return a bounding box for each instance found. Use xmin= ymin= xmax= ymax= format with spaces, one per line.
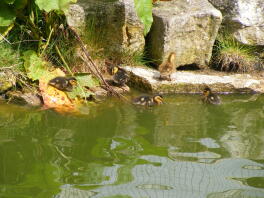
xmin=209 ymin=0 xmax=264 ymax=45
xmin=0 ymin=69 xmax=16 ymax=93
xmin=124 ymin=66 xmax=264 ymax=94
xmin=147 ymin=0 xmax=222 ymax=68
xmin=66 ymin=0 xmax=145 ymax=53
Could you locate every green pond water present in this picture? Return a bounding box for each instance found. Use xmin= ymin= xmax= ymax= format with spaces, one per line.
xmin=0 ymin=94 xmax=264 ymax=198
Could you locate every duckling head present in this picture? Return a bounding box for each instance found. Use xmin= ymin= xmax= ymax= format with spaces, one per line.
xmin=203 ymin=86 xmax=212 ymax=97
xmin=168 ymin=52 xmax=176 ymax=63
xmin=111 ymin=66 xmax=119 ymax=75
xmin=153 ymin=94 xmax=163 ymax=105
xmin=68 ymin=77 xmax=77 ymax=86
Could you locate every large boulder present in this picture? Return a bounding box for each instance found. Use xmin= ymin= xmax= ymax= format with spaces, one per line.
xmin=209 ymin=0 xmax=264 ymax=45
xmin=66 ymin=0 xmax=145 ymax=53
xmin=147 ymin=0 xmax=222 ymax=68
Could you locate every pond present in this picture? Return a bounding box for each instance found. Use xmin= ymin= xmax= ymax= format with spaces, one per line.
xmin=0 ymin=94 xmax=264 ymax=198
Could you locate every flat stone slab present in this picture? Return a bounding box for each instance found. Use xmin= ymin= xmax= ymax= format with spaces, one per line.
xmin=124 ymin=66 xmax=264 ymax=94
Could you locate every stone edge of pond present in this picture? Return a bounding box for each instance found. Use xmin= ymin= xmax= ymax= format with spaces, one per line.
xmin=123 ymin=66 xmax=264 ymax=94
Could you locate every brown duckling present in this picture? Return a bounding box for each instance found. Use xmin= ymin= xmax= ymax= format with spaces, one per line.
xmin=48 ymin=76 xmax=77 ymax=92
xmin=158 ymin=52 xmax=176 ymax=81
xmin=111 ymin=66 xmax=129 ymax=87
xmin=132 ymin=94 xmax=163 ymax=106
xmin=202 ymin=86 xmax=221 ymax=105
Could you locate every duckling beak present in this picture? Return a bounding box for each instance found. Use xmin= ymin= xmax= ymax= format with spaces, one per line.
xmin=69 ymin=79 xmax=77 ymax=86
xmin=154 ymin=96 xmax=164 ymax=105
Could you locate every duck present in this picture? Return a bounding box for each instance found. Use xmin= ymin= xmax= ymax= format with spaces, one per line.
xmin=111 ymin=66 xmax=129 ymax=87
xmin=202 ymin=86 xmax=221 ymax=105
xmin=48 ymin=76 xmax=77 ymax=92
xmin=158 ymin=52 xmax=176 ymax=81
xmin=132 ymin=94 xmax=164 ymax=106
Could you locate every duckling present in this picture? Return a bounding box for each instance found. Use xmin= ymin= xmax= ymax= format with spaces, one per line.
xmin=202 ymin=86 xmax=221 ymax=105
xmin=111 ymin=66 xmax=129 ymax=87
xmin=158 ymin=52 xmax=176 ymax=81
xmin=48 ymin=76 xmax=77 ymax=92
xmin=132 ymin=94 xmax=163 ymax=106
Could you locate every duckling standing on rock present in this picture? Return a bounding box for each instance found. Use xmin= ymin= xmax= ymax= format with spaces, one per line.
xmin=158 ymin=52 xmax=176 ymax=81
xmin=111 ymin=66 xmax=129 ymax=87
xmin=48 ymin=76 xmax=77 ymax=92
xmin=132 ymin=94 xmax=163 ymax=106
xmin=202 ymin=86 xmax=221 ymax=105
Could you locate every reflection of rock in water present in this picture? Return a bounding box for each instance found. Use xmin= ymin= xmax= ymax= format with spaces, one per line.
xmin=55 ymin=156 xmax=264 ymax=198
xmin=220 ymin=97 xmax=264 ymax=159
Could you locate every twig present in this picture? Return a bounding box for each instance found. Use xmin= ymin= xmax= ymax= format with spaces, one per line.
xmin=68 ymin=26 xmax=128 ymax=101
xmin=41 ymin=28 xmax=54 ymax=56
xmin=55 ymin=45 xmax=73 ymax=75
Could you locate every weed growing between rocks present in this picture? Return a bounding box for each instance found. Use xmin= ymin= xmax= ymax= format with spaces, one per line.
xmin=211 ymin=33 xmax=263 ymax=73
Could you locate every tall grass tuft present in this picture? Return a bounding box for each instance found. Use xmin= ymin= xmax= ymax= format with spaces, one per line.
xmin=211 ymin=33 xmax=262 ymax=73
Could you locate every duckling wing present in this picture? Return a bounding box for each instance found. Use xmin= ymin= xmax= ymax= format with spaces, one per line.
xmin=132 ymin=96 xmax=150 ymax=106
xmin=114 ymin=70 xmax=129 ymax=86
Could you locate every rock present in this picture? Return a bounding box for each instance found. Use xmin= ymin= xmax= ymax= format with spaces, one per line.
xmin=6 ymin=91 xmax=42 ymax=106
xmin=124 ymin=66 xmax=264 ymax=94
xmin=147 ymin=0 xmax=222 ymax=68
xmin=0 ymin=70 xmax=16 ymax=93
xmin=209 ymin=0 xmax=264 ymax=45
xmin=66 ymin=0 xmax=145 ymax=53
xmin=93 ymin=84 xmax=130 ymax=98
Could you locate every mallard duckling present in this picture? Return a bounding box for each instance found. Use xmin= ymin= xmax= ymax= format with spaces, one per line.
xmin=132 ymin=94 xmax=163 ymax=106
xmin=111 ymin=66 xmax=129 ymax=86
xmin=159 ymin=52 xmax=176 ymax=81
xmin=202 ymin=86 xmax=221 ymax=105
xmin=48 ymin=76 xmax=77 ymax=92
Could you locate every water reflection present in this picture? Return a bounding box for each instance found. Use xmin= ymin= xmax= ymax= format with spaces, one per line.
xmin=0 ymin=95 xmax=263 ymax=198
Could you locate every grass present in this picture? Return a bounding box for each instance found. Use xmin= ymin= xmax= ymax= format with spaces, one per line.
xmin=211 ymin=33 xmax=262 ymax=73
xmin=81 ymin=16 xmax=150 ymax=68
xmin=0 ymin=41 xmax=23 ymax=71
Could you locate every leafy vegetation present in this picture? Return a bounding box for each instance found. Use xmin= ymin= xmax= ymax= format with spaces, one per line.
xmin=134 ymin=0 xmax=153 ymax=36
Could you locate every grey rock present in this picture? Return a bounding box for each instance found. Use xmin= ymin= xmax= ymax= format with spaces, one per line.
xmin=66 ymin=0 xmax=145 ymax=53
xmin=209 ymin=0 xmax=264 ymax=45
xmin=124 ymin=66 xmax=264 ymax=94
xmin=6 ymin=91 xmax=42 ymax=106
xmin=0 ymin=70 xmax=16 ymax=93
xmin=147 ymin=0 xmax=222 ymax=68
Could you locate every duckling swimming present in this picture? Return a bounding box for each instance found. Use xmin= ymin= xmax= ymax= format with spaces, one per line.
xmin=158 ymin=52 xmax=176 ymax=81
xmin=111 ymin=66 xmax=129 ymax=87
xmin=202 ymin=86 xmax=221 ymax=105
xmin=48 ymin=76 xmax=77 ymax=92
xmin=132 ymin=94 xmax=163 ymax=106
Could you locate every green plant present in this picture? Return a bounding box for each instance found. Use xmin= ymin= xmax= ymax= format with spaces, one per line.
xmin=211 ymin=33 xmax=260 ymax=73
xmin=134 ymin=0 xmax=153 ymax=36
xmin=0 ymin=42 xmax=23 ymax=71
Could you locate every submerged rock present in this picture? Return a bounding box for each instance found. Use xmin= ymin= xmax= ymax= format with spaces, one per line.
xmin=147 ymin=0 xmax=222 ymax=68
xmin=209 ymin=0 xmax=264 ymax=45
xmin=124 ymin=66 xmax=264 ymax=94
xmin=66 ymin=0 xmax=145 ymax=53
xmin=0 ymin=70 xmax=16 ymax=93
xmin=6 ymin=91 xmax=42 ymax=106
